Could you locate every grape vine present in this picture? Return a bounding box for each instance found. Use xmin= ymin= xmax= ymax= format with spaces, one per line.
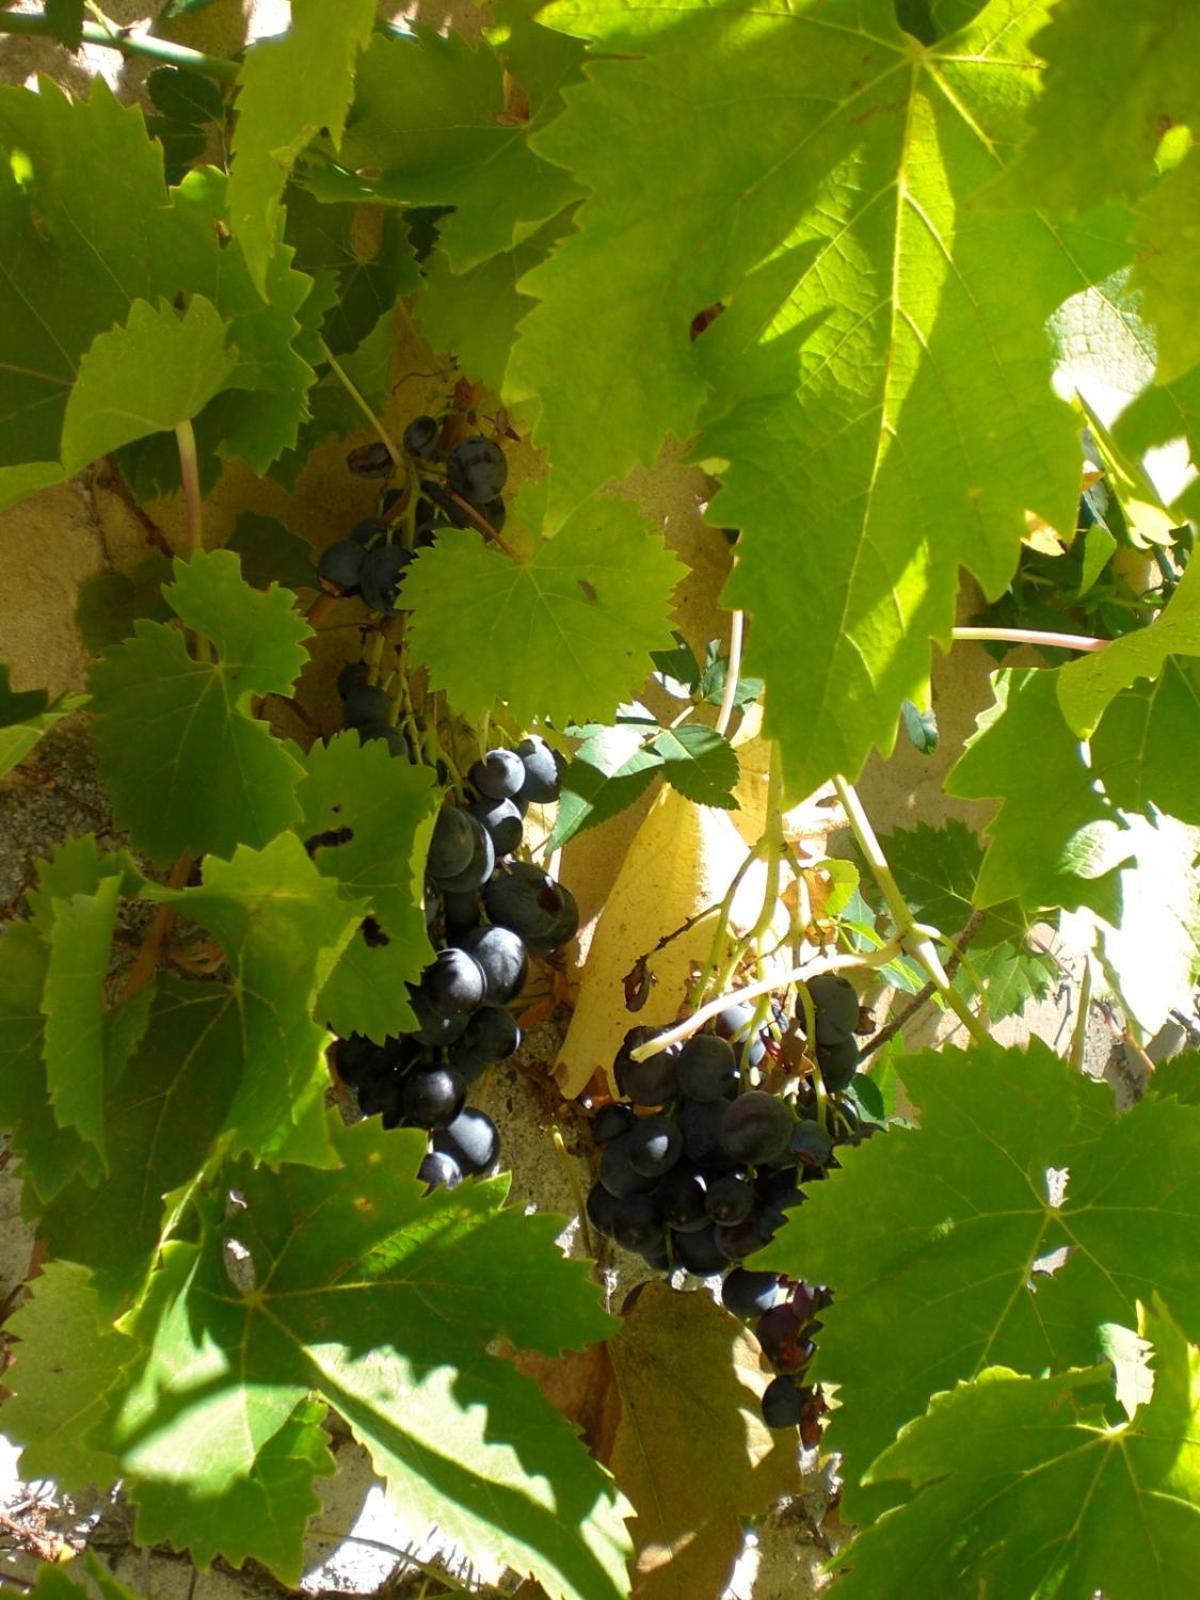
xmin=1 ymin=2 xmax=1199 ymax=1598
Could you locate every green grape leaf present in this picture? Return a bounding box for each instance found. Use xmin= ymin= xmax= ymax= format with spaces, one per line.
xmin=515 ymin=0 xmax=1126 ymax=798
xmin=146 ymin=67 xmax=225 ymax=128
xmin=651 ymin=724 xmax=739 ymax=809
xmin=832 ymin=1300 xmax=1200 ymax=1599
xmin=228 ymin=0 xmax=376 ymax=295
xmin=37 ymin=979 xmax=243 ymax=1310
xmin=88 ymin=550 xmax=311 ymax=867
xmin=404 ymin=506 xmax=684 ymax=727
xmin=60 ymin=296 xmax=235 ymax=475
xmin=301 ymin=27 xmax=581 ymax=271
xmin=225 ymin=512 xmax=316 ymax=592
xmin=283 ymin=186 xmax=417 ymax=355
xmin=988 ymin=0 xmax=1200 ymax=212
xmin=1059 ymin=556 xmax=1200 ymax=737
xmin=1089 ymin=660 xmax=1200 ymax=827
xmin=44 ymin=0 xmax=84 ymax=49
xmin=3 ymin=1261 xmax=134 ymax=1490
xmin=143 ymin=836 xmax=365 ymax=1168
xmin=101 ymin=1121 xmax=629 ymax=1598
xmin=0 ymin=85 xmax=317 ymax=509
xmin=132 ymin=1395 xmax=337 ymax=1580
xmin=944 ymin=668 xmax=1131 ymax=914
xmin=958 ymin=938 xmax=1058 ymax=1025
xmin=41 ymin=877 xmax=121 ymax=1163
xmin=75 ymin=557 xmax=174 ymax=652
xmin=1116 ymin=364 xmax=1200 ymax=523
xmin=29 ymin=1560 xmax=143 ymax=1600
xmin=755 ymin=1037 xmax=1200 ymax=1520
xmin=1153 ymin=1053 xmax=1200 ymax=1106
xmin=547 ymin=726 xmax=664 ymax=851
xmin=1132 ymin=145 xmax=1200 ymax=386
xmin=293 ymin=734 xmax=439 ymax=1044
xmin=0 ymin=666 xmax=83 ymax=778
xmin=417 ymin=212 xmax=573 ymax=393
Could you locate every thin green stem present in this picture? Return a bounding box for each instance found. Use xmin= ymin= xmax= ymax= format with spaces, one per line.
xmin=714 ymin=609 xmax=745 ymax=738
xmin=833 ymin=773 xmax=990 ymax=1048
xmin=0 ymin=8 xmax=240 ymax=78
xmin=174 ymin=420 xmax=203 ymax=557
xmin=950 ymin=626 xmax=1109 ymax=653
xmin=319 ymin=336 xmax=403 ymax=468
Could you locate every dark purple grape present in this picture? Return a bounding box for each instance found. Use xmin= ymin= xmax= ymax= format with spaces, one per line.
xmin=592 ymin=1104 xmax=637 ymax=1144
xmin=676 ymin=1034 xmax=739 ymax=1101
xmin=418 ymin=1150 xmax=463 ymax=1191
xmin=428 ymin=808 xmax=476 ymax=881
xmin=718 ymin=1091 xmax=794 ymax=1165
xmin=622 ymin=1054 xmax=680 ymax=1107
xmin=402 ymin=1065 xmax=466 ymax=1129
xmin=612 ymin=1193 xmax=663 ymax=1253
xmin=441 ymin=890 xmax=482 ymax=939
xmin=679 ymin=1098 xmax=725 ymax=1163
xmin=335 ymin=1032 xmax=387 ymax=1088
xmin=350 ymin=517 xmax=388 ymax=548
xmin=705 ymin=1173 xmax=755 ymax=1225
xmin=434 ymin=1107 xmax=500 ymax=1176
xmin=403 ymin=414 xmax=440 ymax=458
xmin=461 ymin=926 xmax=527 ymax=1003
xmin=337 ymin=658 xmax=370 ymax=698
xmin=626 ymin=1114 xmax=682 ymax=1179
xmin=479 ymin=496 xmax=506 ymax=532
xmin=420 ymin=948 xmax=486 ymax=1014
xmin=721 ymin=1268 xmax=783 ymax=1319
xmin=406 ymin=985 xmax=470 ymax=1048
xmin=804 ymin=973 xmax=860 ymax=1045
xmin=671 ymin=1222 xmax=728 ymax=1275
xmin=360 ymin=542 xmax=412 ymax=617
xmin=342 ymin=682 xmax=391 ymax=731
xmin=761 ymin=1373 xmax=805 ymax=1430
xmin=447 ymin=435 xmax=508 ymax=505
xmin=317 ymin=538 xmax=364 ymax=596
xmin=470 ymin=748 xmax=526 ymax=799
xmin=714 ymin=1002 xmax=768 ymax=1069
xmin=347 ymin=440 xmax=395 ymax=478
xmin=599 ymin=1131 xmax=658 ymax=1199
xmin=586 ymin=1182 xmax=619 ymax=1239
xmin=787 ymin=1119 xmax=834 ymax=1168
xmin=714 ymin=1211 xmax=775 ymax=1261
xmin=657 ymin=1164 xmax=709 ymax=1232
xmin=483 ymin=863 xmax=578 ymax=952
xmin=516 ymin=735 xmax=563 ymax=803
xmin=433 ymin=814 xmax=495 ymax=894
xmin=469 ymin=795 xmax=524 ymax=857
xmin=816 ymin=1036 xmax=859 ymax=1092
xmin=455 ymin=1003 xmax=520 ymax=1064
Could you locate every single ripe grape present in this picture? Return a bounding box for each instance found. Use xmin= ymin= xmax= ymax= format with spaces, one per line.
xmin=671 ymin=1222 xmax=728 ymax=1276
xmin=612 ymin=1193 xmax=663 ymax=1254
xmin=420 ymin=948 xmax=486 ymax=1014
xmin=676 ymin=1033 xmax=739 ymax=1101
xmin=402 ymin=1065 xmax=466 ymax=1129
xmin=454 ymin=1003 xmax=520 ymax=1064
xmin=447 ymin=435 xmax=508 ymax=505
xmin=804 ymin=973 xmax=860 ymax=1045
xmin=483 ymin=862 xmax=578 ymax=951
xmin=705 ymin=1173 xmax=755 ymax=1225
xmin=469 ymin=795 xmax=524 ymax=858
xmin=360 ymin=542 xmax=411 ymax=617
xmin=346 ymin=440 xmax=394 ymax=478
xmin=515 ymin=735 xmax=563 ymax=802
xmin=341 ymin=682 xmax=391 ymax=731
xmin=656 ymin=1164 xmax=709 ymax=1232
xmin=434 ymin=1107 xmax=500 ymax=1176
xmin=460 ymin=926 xmax=527 ymax=1003
xmin=721 ymin=1268 xmax=783 ymax=1319
xmin=317 ymin=538 xmax=365 ymax=596
xmin=470 ymin=747 xmax=526 ymax=799
xmin=586 ymin=1182 xmax=619 ymax=1239
xmin=428 ymin=807 xmax=476 ymax=880
xmin=592 ymin=1103 xmax=637 ymax=1144
xmin=816 ymin=1035 xmax=859 ymax=1093
xmin=761 ymin=1373 xmax=805 ymax=1430
xmin=433 ymin=813 xmax=495 ymax=894
xmin=718 ymin=1091 xmax=794 ymax=1165
xmin=599 ymin=1131 xmax=658 ymax=1199
xmin=418 ymin=1150 xmax=463 ymax=1191
xmin=406 ymin=985 xmax=470 ymax=1048
xmin=403 ymin=414 xmax=440 ymax=457
xmin=626 ymin=1114 xmax=682 ymax=1178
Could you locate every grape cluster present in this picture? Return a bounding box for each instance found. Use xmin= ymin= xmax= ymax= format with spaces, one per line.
xmin=334 ymin=735 xmax=578 ymax=1190
xmin=316 ymin=414 xmax=510 ymax=610
xmin=586 ymin=972 xmax=871 ymax=1434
